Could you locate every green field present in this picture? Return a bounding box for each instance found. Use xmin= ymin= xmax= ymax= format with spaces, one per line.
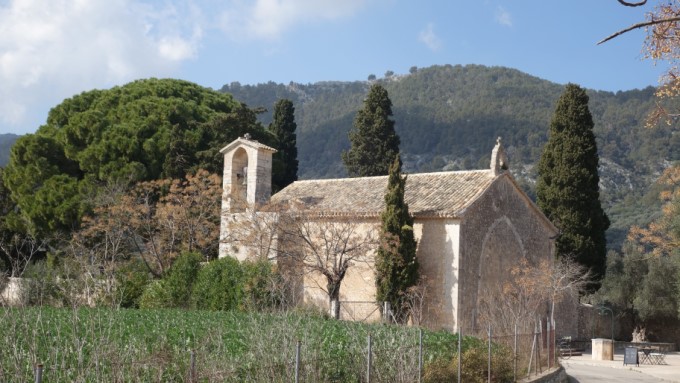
xmin=0 ymin=307 xmax=478 ymax=382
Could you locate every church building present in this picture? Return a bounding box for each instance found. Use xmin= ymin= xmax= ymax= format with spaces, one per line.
xmin=219 ymin=136 xmax=557 ymax=331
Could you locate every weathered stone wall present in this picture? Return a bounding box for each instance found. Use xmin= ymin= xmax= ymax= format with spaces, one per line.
xmin=219 ymin=211 xmax=280 ymax=262
xmin=457 ymin=175 xmax=556 ymax=331
xmin=554 ymin=295 xmax=579 ymax=338
xmin=298 ymin=219 xmax=380 ymax=320
xmin=413 ymin=219 xmax=460 ymax=330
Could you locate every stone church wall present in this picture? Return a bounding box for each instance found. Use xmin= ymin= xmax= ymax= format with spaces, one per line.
xmin=412 ymin=219 xmax=460 ymax=330
xmin=457 ymin=176 xmax=556 ymax=332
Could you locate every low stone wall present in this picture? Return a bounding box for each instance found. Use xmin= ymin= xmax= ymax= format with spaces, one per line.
xmin=615 ymin=341 xmax=676 ymax=352
xmin=521 ymin=366 xmax=568 ymax=383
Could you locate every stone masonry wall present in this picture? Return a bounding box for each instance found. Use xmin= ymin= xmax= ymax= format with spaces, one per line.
xmin=413 ymin=219 xmax=460 ymax=330
xmin=457 ymin=175 xmax=556 ymax=331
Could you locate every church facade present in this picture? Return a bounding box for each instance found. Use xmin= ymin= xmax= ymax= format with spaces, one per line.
xmin=219 ymin=136 xmax=557 ymax=331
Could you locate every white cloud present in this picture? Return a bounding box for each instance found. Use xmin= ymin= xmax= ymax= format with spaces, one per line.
xmin=419 ymin=23 xmax=442 ymax=52
xmin=218 ymin=0 xmax=369 ymax=41
xmin=495 ymin=6 xmax=512 ymax=27
xmin=0 ymin=0 xmax=203 ymax=132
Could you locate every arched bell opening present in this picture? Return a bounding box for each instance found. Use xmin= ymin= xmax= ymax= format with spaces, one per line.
xmin=231 ymin=147 xmax=249 ymax=211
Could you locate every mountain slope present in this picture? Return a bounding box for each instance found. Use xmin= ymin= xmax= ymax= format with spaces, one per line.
xmin=220 ymin=64 xmax=679 ymax=248
xmin=0 ymin=134 xmax=19 ymax=167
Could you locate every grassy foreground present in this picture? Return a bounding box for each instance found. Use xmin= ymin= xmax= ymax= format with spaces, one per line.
xmin=0 ymin=307 xmax=474 ymax=382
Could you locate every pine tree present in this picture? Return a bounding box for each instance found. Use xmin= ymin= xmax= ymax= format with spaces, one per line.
xmin=342 ymin=84 xmax=400 ymax=177
xmin=269 ymin=99 xmax=298 ymax=192
xmin=536 ymin=84 xmax=610 ymax=289
xmin=375 ymin=155 xmax=418 ymax=322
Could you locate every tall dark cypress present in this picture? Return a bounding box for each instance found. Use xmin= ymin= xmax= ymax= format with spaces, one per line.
xmin=269 ymin=99 xmax=298 ymax=192
xmin=342 ymin=84 xmax=400 ymax=177
xmin=536 ymin=84 xmax=610 ymax=289
xmin=375 ymin=155 xmax=418 ymax=322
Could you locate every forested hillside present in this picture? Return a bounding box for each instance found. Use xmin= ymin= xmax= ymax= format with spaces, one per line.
xmin=0 ymin=134 xmax=19 ymax=167
xmin=221 ymin=64 xmax=680 ymax=247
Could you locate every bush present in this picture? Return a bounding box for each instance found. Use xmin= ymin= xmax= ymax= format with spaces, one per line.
xmin=192 ymin=257 xmax=244 ymax=311
xmin=241 ymin=260 xmax=279 ymax=310
xmin=114 ymin=259 xmax=152 ymax=308
xmin=191 ymin=258 xmax=279 ymax=311
xmin=139 ymin=252 xmax=203 ymax=309
xmin=164 ymin=252 xmax=203 ymax=308
xmin=424 ymin=345 xmax=513 ymax=383
xmin=139 ymin=280 xmax=171 ymax=309
xmin=24 ymin=254 xmax=87 ymax=307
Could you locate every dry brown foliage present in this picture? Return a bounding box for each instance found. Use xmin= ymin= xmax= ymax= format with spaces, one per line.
xmin=76 ymin=169 xmax=221 ymax=278
xmin=628 ymin=166 xmax=680 ymax=256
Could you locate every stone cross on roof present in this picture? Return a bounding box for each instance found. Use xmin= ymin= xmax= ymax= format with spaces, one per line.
xmin=490 ymin=137 xmax=508 ymax=176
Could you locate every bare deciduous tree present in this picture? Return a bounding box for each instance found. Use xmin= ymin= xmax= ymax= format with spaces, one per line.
xmin=477 ymin=257 xmax=591 ymax=333
xmin=279 ymin=216 xmax=377 ymax=318
xmin=0 ymin=233 xmax=48 ymax=278
xmin=224 ymin=202 xmax=384 ymax=319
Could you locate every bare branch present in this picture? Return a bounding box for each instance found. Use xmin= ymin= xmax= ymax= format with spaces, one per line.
xmin=598 ymin=16 xmax=680 ymax=45
xmin=617 ymin=0 xmax=647 ymax=7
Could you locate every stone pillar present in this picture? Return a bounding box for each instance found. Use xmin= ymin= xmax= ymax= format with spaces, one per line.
xmin=592 ymin=338 xmax=614 ymax=360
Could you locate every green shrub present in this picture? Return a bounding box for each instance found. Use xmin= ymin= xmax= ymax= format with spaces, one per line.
xmin=424 ymin=345 xmax=513 ymax=383
xmin=164 ymin=252 xmax=203 ymax=308
xmin=241 ymin=260 xmax=278 ymax=311
xmin=114 ymin=259 xmax=152 ymax=308
xmin=24 ymin=253 xmax=86 ymax=307
xmin=192 ymin=257 xmax=244 ymax=310
xmin=139 ymin=280 xmax=171 ymax=309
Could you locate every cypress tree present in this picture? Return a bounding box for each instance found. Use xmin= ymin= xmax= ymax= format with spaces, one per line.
xmin=269 ymin=99 xmax=298 ymax=192
xmin=375 ymin=155 xmax=418 ymax=322
xmin=342 ymin=84 xmax=400 ymax=177
xmin=536 ymin=84 xmax=610 ymax=289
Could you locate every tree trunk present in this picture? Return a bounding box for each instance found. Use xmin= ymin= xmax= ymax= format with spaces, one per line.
xmin=328 ymin=279 xmax=341 ymax=319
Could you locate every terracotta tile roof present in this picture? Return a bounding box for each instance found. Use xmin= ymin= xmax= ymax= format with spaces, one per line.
xmin=271 ymin=170 xmax=497 ymax=218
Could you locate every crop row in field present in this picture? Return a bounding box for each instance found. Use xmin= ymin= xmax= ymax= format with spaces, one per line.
xmin=1 ymin=307 xmax=478 ymax=382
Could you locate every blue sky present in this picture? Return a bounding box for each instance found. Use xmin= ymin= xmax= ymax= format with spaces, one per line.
xmin=0 ymin=0 xmax=667 ymax=135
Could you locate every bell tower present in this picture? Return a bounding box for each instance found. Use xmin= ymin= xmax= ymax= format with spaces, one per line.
xmin=219 ymin=134 xmax=277 ymax=212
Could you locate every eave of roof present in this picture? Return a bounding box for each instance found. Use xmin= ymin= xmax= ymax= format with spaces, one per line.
xmin=219 ymin=137 xmax=277 ymax=154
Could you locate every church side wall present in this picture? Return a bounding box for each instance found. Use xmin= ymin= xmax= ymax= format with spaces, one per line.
xmin=298 ymin=219 xmax=381 ymax=321
xmin=413 ymin=219 xmax=460 ymax=330
xmin=457 ymin=176 xmax=556 ymax=332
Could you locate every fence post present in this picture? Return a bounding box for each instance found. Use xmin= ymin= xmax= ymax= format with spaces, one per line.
xmin=552 ymin=318 xmax=557 ymax=370
xmin=34 ymin=364 xmax=43 ymax=383
xmin=534 ymin=328 xmax=539 ymax=375
xmin=513 ymin=323 xmax=517 ymax=382
xmin=383 ymin=301 xmax=391 ymax=323
xmin=189 ymin=350 xmax=196 ymax=383
xmin=295 ymin=340 xmax=301 ymax=383
xmin=527 ymin=329 xmax=536 ymax=376
xmin=545 ymin=319 xmax=552 ymax=370
xmin=487 ymin=323 xmax=492 ymax=383
xmin=366 ymin=334 xmax=373 ymax=383
xmin=418 ymin=328 xmax=423 ymax=383
xmin=457 ymin=327 xmax=462 ymax=383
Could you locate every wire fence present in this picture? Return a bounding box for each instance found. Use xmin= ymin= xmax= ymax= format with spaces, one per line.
xmin=20 ymin=319 xmax=560 ymax=383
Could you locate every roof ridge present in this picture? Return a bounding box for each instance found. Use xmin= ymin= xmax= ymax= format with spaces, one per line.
xmin=292 ymin=169 xmax=493 ymax=184
xmin=406 ymin=169 xmax=492 ymax=177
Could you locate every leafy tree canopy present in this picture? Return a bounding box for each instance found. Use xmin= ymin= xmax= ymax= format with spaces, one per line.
xmin=3 ymin=78 xmax=273 ymax=236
